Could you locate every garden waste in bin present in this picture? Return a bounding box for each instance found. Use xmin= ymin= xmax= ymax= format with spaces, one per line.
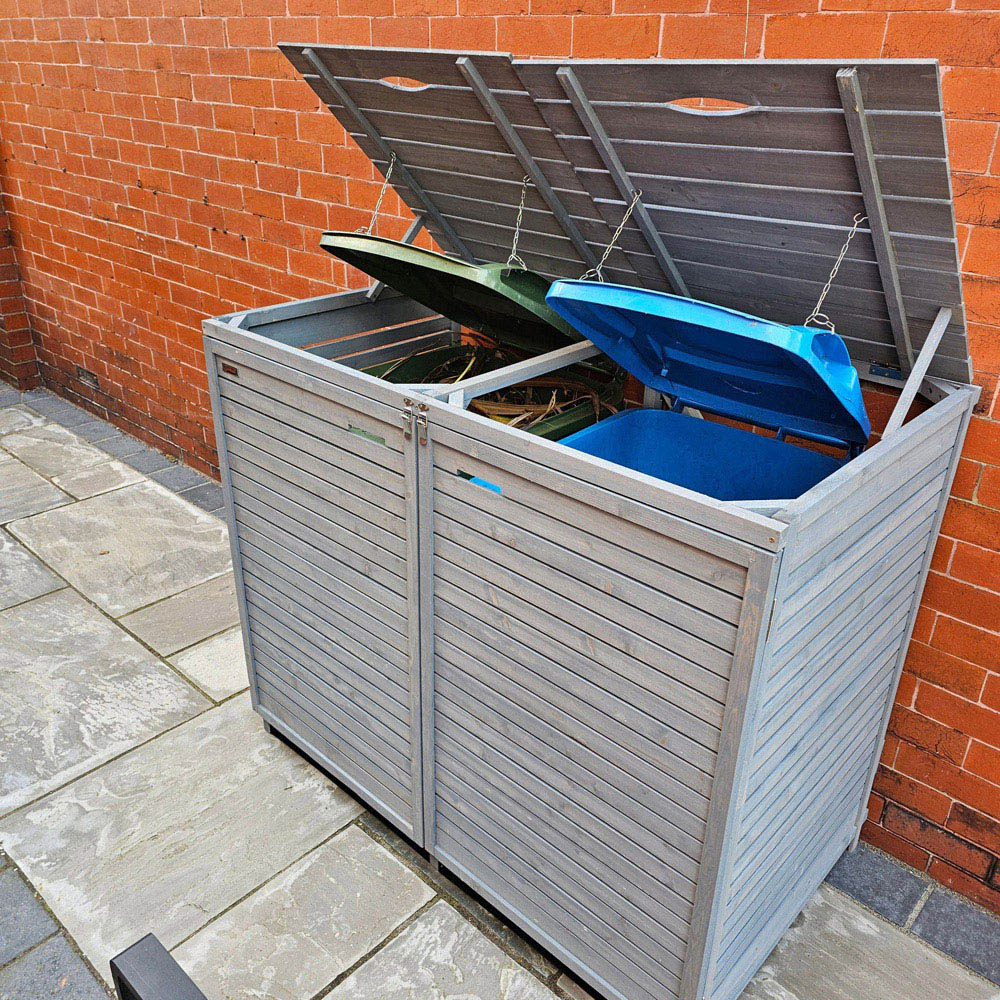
xmin=205 ymin=45 xmax=978 ymax=1000
xmin=319 ymin=232 xmax=623 ymax=439
xmin=547 ymin=281 xmax=871 ymax=502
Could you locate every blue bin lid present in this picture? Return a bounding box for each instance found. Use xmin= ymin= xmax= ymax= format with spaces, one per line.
xmin=546 ymin=281 xmax=871 ymax=448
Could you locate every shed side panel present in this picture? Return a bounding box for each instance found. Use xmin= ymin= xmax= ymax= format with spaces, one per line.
xmin=204 ymin=328 xmax=425 ymax=844
xmin=706 ymin=391 xmax=972 ymax=1000
xmin=425 ymin=413 xmax=772 ymax=1000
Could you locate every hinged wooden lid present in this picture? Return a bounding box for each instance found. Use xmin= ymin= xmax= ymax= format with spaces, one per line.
xmin=281 ymin=45 xmax=970 ymax=384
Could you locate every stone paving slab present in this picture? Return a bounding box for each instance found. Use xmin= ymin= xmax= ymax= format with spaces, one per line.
xmin=825 ymin=843 xmax=927 ymax=926
xmin=328 ymin=900 xmax=557 ymax=1000
xmin=0 ymin=695 xmax=363 ymax=981
xmin=0 ymin=589 xmax=209 ymax=814
xmin=0 ymin=867 xmax=55 ymax=966
xmin=121 ymin=572 xmax=239 ymax=656
xmin=120 ymin=447 xmax=173 ymax=475
xmin=151 ymin=463 xmax=212 ymax=494
xmin=0 ymin=404 xmax=46 ymax=436
xmin=0 ymin=456 xmax=69 ymax=524
xmin=8 ymin=480 xmax=231 ymax=616
xmin=741 ymin=884 xmax=994 ymax=1000
xmin=174 ymin=825 xmax=434 ymax=1000
xmin=168 ymin=626 xmax=248 ymax=701
xmin=912 ymin=890 xmax=1000 ymax=987
xmin=0 ymin=934 xmax=108 ymax=1000
xmin=0 ymin=530 xmax=62 ymax=611
xmin=51 ymin=460 xmax=144 ymax=500
xmin=0 ymin=423 xmax=111 ymax=478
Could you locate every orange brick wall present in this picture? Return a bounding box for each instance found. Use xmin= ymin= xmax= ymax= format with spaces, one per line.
xmin=0 ymin=184 xmax=36 ymax=388
xmin=1 ymin=3 xmax=999 ymax=909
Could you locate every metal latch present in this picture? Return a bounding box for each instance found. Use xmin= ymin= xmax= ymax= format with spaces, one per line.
xmin=401 ymin=398 xmax=414 ymax=438
xmin=416 ymin=402 xmax=429 ymax=445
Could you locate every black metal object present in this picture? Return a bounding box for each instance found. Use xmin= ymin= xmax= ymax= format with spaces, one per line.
xmin=110 ymin=934 xmax=207 ymax=1000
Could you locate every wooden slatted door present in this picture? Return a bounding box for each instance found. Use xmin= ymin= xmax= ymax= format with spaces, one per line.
xmin=420 ymin=404 xmax=775 ymax=1000
xmin=205 ymin=333 xmax=428 ymax=845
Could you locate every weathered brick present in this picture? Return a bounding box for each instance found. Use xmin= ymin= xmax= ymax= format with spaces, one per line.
xmin=889 ymin=703 xmax=971 ymax=765
xmin=883 ymin=803 xmax=992 ymax=878
xmin=948 ymin=801 xmax=1000 ymax=855
xmin=860 ymin=820 xmax=932 ymax=872
xmin=928 ymin=859 xmax=1000 ymax=916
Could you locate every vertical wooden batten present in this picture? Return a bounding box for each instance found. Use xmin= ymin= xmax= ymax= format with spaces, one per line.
xmin=456 ymin=56 xmax=600 ymax=271
xmin=555 ymin=65 xmax=690 ymax=297
xmin=838 ymin=66 xmax=914 ymax=373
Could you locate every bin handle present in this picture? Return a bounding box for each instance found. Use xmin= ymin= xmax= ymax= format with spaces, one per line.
xmin=377 ymin=77 xmax=435 ymax=92
xmin=661 ymin=98 xmax=763 ymax=117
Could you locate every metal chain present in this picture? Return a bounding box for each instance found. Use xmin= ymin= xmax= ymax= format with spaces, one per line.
xmin=580 ymin=189 xmax=642 ymax=283
xmin=357 ymin=153 xmax=396 ymax=235
xmin=506 ymin=175 xmax=531 ymax=269
xmin=804 ymin=212 xmax=867 ymax=332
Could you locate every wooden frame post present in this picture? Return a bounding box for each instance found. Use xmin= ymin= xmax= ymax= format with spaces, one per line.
xmin=556 ymin=66 xmax=690 ymax=297
xmin=456 ymin=56 xmax=600 ymax=271
xmin=838 ymin=67 xmax=914 ymax=373
xmin=882 ymin=307 xmax=952 ymax=438
xmin=302 ymin=48 xmax=475 ymax=264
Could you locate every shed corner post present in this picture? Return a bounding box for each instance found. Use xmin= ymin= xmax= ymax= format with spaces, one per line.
xmin=401 ymin=395 xmax=436 ymax=849
xmin=412 ymin=402 xmax=437 ymax=856
xmin=678 ymin=538 xmax=790 ymax=1000
xmin=202 ymin=327 xmax=263 ymax=715
xmin=849 ymin=382 xmax=978 ymax=849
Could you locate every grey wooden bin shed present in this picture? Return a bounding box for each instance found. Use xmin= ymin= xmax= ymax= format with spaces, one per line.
xmin=204 ymin=47 xmax=977 ymax=1000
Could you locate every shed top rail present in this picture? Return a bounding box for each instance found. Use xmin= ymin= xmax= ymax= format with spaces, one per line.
xmin=280 ymin=45 xmax=970 ymax=384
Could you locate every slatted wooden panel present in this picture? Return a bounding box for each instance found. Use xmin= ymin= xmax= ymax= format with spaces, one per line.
xmin=421 ymin=404 xmax=769 ymax=1000
xmin=278 ymin=47 xmax=968 ymax=382
xmin=704 ymin=389 xmax=972 ymax=1000
xmin=279 ymin=45 xmax=637 ymax=285
xmin=515 ymin=60 xmax=968 ymax=383
xmin=204 ymin=320 xmax=426 ymax=844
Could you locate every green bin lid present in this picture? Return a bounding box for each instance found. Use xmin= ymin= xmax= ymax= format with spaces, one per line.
xmin=320 ymin=232 xmax=578 ymax=354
